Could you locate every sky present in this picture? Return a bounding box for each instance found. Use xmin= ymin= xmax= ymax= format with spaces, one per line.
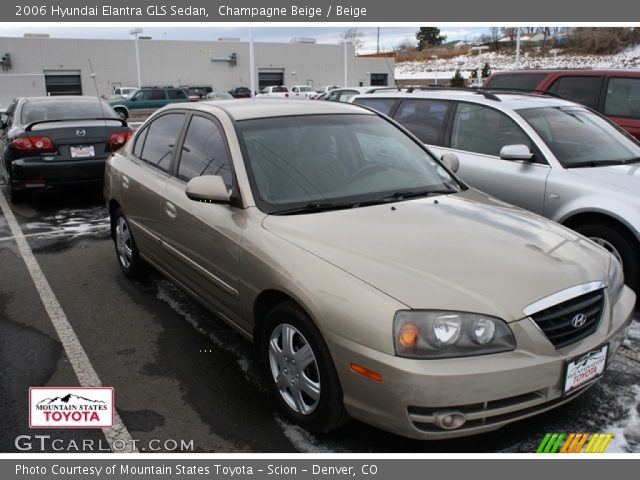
xmin=0 ymin=26 xmax=490 ymax=53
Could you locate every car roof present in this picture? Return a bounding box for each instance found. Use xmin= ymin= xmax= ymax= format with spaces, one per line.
xmin=164 ymin=98 xmax=374 ymax=121
xmin=354 ymin=89 xmax=578 ymax=110
xmin=21 ymin=96 xmax=106 ymax=103
xmin=489 ymin=69 xmax=640 ymax=75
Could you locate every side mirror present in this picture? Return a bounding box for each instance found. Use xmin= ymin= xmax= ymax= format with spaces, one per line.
xmin=186 ymin=175 xmax=231 ymax=204
xmin=440 ymin=153 xmax=460 ymax=173
xmin=500 ymin=144 xmax=533 ymax=161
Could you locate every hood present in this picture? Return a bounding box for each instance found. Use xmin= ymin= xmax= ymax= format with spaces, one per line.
xmin=263 ymin=190 xmax=610 ymax=322
xmin=569 ymin=165 xmax=640 ymax=196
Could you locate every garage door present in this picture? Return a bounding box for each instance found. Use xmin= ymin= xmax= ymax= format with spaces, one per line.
xmin=44 ymin=70 xmax=82 ymax=96
xmin=258 ymin=69 xmax=285 ymax=89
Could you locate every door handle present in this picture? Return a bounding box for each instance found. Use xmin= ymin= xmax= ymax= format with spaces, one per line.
xmin=122 ymin=175 xmax=129 ymax=189
xmin=165 ymin=201 xmax=177 ymax=219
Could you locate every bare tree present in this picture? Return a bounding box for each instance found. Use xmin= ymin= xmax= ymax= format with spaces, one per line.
xmin=490 ymin=27 xmax=501 ymax=50
xmin=340 ymin=28 xmax=365 ymax=52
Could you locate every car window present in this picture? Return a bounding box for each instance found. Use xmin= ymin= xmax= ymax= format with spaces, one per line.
xmin=518 ymin=106 xmax=640 ymax=166
xmin=238 ymin=114 xmax=458 ymax=213
xmin=325 ymin=90 xmax=340 ymax=101
xmin=148 ymin=89 xmax=166 ymax=101
xmin=353 ymin=98 xmax=397 ymax=116
xmin=604 ymin=77 xmax=640 ymax=118
xmin=177 ymin=115 xmax=233 ymax=187
xmin=339 ymin=90 xmax=358 ymax=102
xmin=485 ymin=73 xmax=547 ymax=90
xmin=548 ymin=76 xmax=602 ymax=109
xmin=394 ymin=99 xmax=452 ymax=145
xmin=133 ymin=125 xmax=149 ymax=158
xmin=132 ymin=90 xmax=147 ymax=101
xmin=451 ymin=102 xmax=532 ymax=157
xmin=139 ymin=113 xmax=186 ymax=173
xmin=168 ymin=89 xmax=187 ymax=100
xmin=20 ymin=99 xmax=118 ymax=124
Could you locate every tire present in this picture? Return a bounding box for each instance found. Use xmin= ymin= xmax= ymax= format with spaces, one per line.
xmin=575 ymin=223 xmax=639 ymax=296
xmin=114 ymin=108 xmax=128 ymax=120
xmin=262 ymin=301 xmax=347 ymax=433
xmin=8 ymin=173 xmax=24 ymax=204
xmin=112 ymin=208 xmax=147 ymax=278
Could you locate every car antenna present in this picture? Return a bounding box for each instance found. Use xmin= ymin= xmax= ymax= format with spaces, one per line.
xmin=88 ymin=58 xmax=108 ymax=122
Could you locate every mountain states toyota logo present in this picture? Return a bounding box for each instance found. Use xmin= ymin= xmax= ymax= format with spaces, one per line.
xmin=29 ymin=387 xmax=114 ymax=428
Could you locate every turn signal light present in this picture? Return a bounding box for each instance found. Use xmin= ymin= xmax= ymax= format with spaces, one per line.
xmin=350 ymin=363 xmax=382 ymax=382
xmin=398 ymin=322 xmax=419 ymax=348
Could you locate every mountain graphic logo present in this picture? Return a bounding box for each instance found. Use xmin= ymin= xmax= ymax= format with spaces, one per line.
xmin=30 ymin=387 xmax=114 ymax=428
xmin=37 ymin=394 xmax=106 ymax=405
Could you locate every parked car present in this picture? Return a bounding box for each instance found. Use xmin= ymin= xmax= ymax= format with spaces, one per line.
xmin=353 ymin=88 xmax=640 ymax=298
xmin=228 ymin=87 xmax=252 ymax=98
xmin=205 ymin=91 xmax=234 ymax=101
xmin=309 ymin=85 xmax=340 ymax=99
xmin=324 ymin=86 xmax=394 ymax=103
xmin=255 ymin=86 xmax=290 ymax=98
xmin=111 ymin=86 xmax=137 ymax=99
xmin=104 ymin=99 xmax=633 ymax=439
xmin=0 ymin=96 xmax=132 ymax=202
xmin=289 ymin=85 xmax=315 ymax=99
xmin=483 ymin=69 xmax=640 ymax=139
xmin=184 ymin=86 xmax=212 ymax=102
xmin=109 ymin=87 xmax=188 ymax=119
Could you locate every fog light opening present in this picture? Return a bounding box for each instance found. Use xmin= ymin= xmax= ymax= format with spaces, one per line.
xmin=434 ymin=410 xmax=466 ymax=430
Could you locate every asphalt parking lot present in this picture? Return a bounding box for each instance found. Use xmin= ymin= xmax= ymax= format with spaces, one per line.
xmin=1 ymin=184 xmax=640 ymax=453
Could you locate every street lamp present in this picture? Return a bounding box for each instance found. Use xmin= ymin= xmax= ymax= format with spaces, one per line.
xmin=431 ymin=55 xmax=438 ymax=85
xmin=130 ymin=28 xmax=143 ymax=89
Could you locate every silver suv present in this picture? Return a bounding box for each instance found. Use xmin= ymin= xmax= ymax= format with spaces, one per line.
xmin=353 ymin=89 xmax=640 ymax=299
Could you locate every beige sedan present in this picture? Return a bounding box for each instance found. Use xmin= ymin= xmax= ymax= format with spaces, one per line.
xmin=104 ymin=99 xmax=635 ymax=439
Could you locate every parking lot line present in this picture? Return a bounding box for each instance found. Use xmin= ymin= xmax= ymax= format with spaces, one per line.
xmin=0 ymin=190 xmax=137 ymax=452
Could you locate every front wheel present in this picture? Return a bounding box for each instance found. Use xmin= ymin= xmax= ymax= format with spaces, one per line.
xmin=113 ymin=208 xmax=147 ymax=278
xmin=262 ymin=301 xmax=347 ymax=433
xmin=576 ymin=223 xmax=639 ymax=297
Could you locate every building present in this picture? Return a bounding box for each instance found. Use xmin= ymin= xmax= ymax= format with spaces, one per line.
xmin=0 ymin=35 xmax=395 ymax=107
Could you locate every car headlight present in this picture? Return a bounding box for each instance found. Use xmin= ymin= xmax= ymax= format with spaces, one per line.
xmin=394 ymin=311 xmax=516 ymax=359
xmin=607 ymin=257 xmax=625 ymax=305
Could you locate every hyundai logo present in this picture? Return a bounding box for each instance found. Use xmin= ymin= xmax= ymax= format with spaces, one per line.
xmin=571 ymin=313 xmax=588 ymax=328
xmin=76 ymin=129 xmax=86 ymax=137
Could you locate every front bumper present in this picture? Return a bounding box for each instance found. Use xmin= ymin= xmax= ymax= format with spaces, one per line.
xmin=11 ymin=157 xmax=107 ymax=189
xmin=327 ymin=286 xmax=635 ymax=440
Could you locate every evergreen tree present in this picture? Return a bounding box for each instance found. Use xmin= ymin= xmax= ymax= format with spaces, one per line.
xmin=481 ymin=62 xmax=492 ymax=79
xmin=416 ymin=27 xmax=447 ymax=51
xmin=450 ymin=69 xmax=465 ymax=87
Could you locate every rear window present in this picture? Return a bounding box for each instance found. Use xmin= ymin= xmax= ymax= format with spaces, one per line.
xmin=21 ymin=99 xmax=118 ymax=124
xmin=273 ymin=86 xmax=289 ymax=93
xmin=353 ymin=98 xmax=397 ymax=116
xmin=485 ymin=73 xmax=548 ymax=90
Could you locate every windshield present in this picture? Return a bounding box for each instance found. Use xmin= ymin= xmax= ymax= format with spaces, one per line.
xmin=21 ymin=99 xmax=118 ymax=124
xmin=298 ymin=86 xmax=314 ymax=92
xmin=237 ymin=114 xmax=460 ymax=214
xmin=518 ymin=106 xmax=640 ymax=167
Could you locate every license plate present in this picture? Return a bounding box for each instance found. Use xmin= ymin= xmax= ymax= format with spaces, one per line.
xmin=564 ymin=344 xmax=608 ymax=395
xmin=70 ymin=145 xmax=95 ymax=158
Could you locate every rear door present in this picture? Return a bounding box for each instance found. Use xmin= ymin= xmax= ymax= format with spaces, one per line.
xmin=602 ymin=76 xmax=640 ymax=140
xmin=120 ymin=111 xmax=187 ymax=267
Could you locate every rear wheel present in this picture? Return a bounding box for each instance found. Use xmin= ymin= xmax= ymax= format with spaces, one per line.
xmin=575 ymin=223 xmax=639 ymax=297
xmin=262 ymin=301 xmax=347 ymax=433
xmin=113 ymin=208 xmax=147 ymax=278
xmin=114 ymin=108 xmax=128 ymax=120
xmin=8 ymin=172 xmax=24 ymax=204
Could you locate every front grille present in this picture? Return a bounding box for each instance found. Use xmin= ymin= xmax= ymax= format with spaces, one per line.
xmin=530 ymin=289 xmax=604 ymax=348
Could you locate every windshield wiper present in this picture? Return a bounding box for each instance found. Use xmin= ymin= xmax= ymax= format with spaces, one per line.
xmin=272 ymin=202 xmax=357 ymax=216
xmin=358 ymin=188 xmax=457 ymax=206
